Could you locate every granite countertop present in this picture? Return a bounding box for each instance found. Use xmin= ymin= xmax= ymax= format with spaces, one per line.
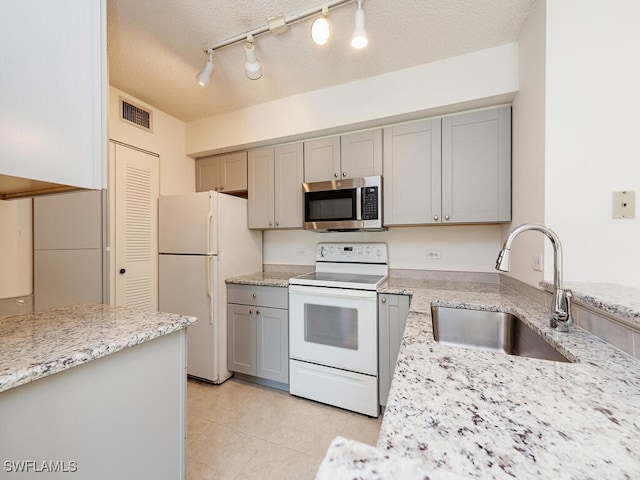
xmin=0 ymin=303 xmax=196 ymax=393
xmin=319 ymin=277 xmax=640 ymax=479
xmin=225 ymin=271 xmax=301 ymax=288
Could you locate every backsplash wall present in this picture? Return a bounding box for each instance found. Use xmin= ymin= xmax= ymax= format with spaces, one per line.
xmin=264 ymin=224 xmax=503 ymax=272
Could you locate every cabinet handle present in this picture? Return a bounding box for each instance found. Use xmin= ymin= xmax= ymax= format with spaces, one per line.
xmin=268 ymin=221 xmax=273 ymax=227
xmin=214 ymin=187 xmax=219 ymax=191
xmin=445 ymin=215 xmax=450 ymax=221
xmin=334 ymin=173 xmax=339 ymax=178
xmin=252 ymin=293 xmax=257 ymax=299
xmin=256 ymin=310 xmax=260 ymax=315
xmin=433 ymin=215 xmax=439 ymax=221
xmin=381 ymin=297 xmax=386 ymax=303
xmin=119 ymin=268 xmax=126 ymax=275
xmin=342 ymin=172 xmax=347 ymax=177
xmin=275 ymin=221 xmax=279 ymax=226
xmin=249 ymin=309 xmax=253 ymax=314
xmin=220 ymin=186 xmax=225 ymax=191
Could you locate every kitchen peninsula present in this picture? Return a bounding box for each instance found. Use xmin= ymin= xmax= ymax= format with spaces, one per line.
xmin=0 ymin=303 xmax=195 ymax=480
xmin=317 ymin=278 xmax=640 ymax=479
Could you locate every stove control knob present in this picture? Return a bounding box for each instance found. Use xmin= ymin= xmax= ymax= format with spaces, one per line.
xmin=319 ymin=246 xmax=327 ymax=257
xmin=365 ymin=246 xmax=371 ymax=255
xmin=376 ymin=248 xmax=382 ymax=257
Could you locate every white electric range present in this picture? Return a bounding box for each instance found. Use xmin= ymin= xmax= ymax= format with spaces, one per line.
xmin=288 ymin=243 xmax=388 ymax=417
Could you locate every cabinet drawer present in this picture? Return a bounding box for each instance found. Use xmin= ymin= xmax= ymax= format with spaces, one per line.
xmin=227 ymin=284 xmax=288 ymax=309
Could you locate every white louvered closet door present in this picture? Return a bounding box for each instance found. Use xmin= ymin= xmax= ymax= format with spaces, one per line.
xmin=113 ymin=143 xmax=159 ymax=310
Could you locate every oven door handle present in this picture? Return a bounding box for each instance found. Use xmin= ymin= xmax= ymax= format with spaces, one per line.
xmin=289 ymin=284 xmax=376 ymax=300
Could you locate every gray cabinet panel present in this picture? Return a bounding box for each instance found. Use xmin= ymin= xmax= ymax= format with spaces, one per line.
xmin=340 ymin=129 xmax=382 ymax=179
xmin=303 ymin=136 xmax=341 ymax=183
xmin=34 ymin=249 xmax=103 ymax=311
xmin=34 ymin=190 xmax=103 ymax=250
xmin=256 ymin=307 xmax=289 ymax=383
xmin=378 ymin=293 xmax=410 ymax=407
xmin=196 ymin=152 xmax=247 ymax=193
xmin=441 ymin=106 xmax=511 ymax=223
xmin=227 ymin=285 xmax=288 ymax=384
xmin=227 ymin=304 xmax=257 ymax=376
xmin=383 ymin=119 xmax=442 ymax=225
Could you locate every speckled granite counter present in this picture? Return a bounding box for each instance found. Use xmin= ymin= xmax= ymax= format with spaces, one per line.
xmin=319 ymin=277 xmax=640 ymax=479
xmin=542 ymin=280 xmax=640 ymax=328
xmin=0 ymin=303 xmax=196 ymax=393
xmin=225 ymin=271 xmax=300 ymax=288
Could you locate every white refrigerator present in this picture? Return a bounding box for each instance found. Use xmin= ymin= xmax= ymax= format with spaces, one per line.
xmin=158 ymin=191 xmax=262 ymax=383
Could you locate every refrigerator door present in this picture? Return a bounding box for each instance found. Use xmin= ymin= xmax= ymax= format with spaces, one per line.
xmin=159 ymin=191 xmax=218 ymax=255
xmin=159 ymin=254 xmax=222 ymax=383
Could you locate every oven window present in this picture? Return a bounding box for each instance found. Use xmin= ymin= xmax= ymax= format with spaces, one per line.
xmin=305 ymin=189 xmax=356 ymax=221
xmin=304 ymin=304 xmax=358 ymax=350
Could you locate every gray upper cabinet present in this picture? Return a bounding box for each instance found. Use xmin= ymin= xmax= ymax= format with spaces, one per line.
xmin=196 ymin=151 xmax=247 ymax=193
xmin=248 ymin=143 xmax=304 ymax=229
xmin=441 ymin=106 xmax=511 ymax=223
xmin=383 ymin=106 xmax=511 ymax=226
xmin=303 ymin=136 xmax=340 ymax=183
xmin=384 ymin=119 xmax=442 ymax=225
xmin=303 ymin=129 xmax=382 ymax=183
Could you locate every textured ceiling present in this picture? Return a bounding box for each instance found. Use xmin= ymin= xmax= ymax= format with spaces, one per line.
xmin=107 ymin=0 xmax=537 ymax=123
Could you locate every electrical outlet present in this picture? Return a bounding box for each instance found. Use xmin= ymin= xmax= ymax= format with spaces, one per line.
xmin=427 ymin=250 xmax=441 ymax=260
xmin=612 ymin=190 xmax=636 ymax=219
xmin=295 ymin=247 xmax=307 ymax=257
xmin=532 ymin=254 xmax=543 ymax=272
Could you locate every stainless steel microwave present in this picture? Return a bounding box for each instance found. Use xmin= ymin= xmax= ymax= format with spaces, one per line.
xmin=303 ymin=176 xmax=384 ymax=231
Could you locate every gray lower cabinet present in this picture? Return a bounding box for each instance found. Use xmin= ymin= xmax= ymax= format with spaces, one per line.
xmin=227 ymin=284 xmax=289 ymax=384
xmin=378 ymin=293 xmax=410 ymax=407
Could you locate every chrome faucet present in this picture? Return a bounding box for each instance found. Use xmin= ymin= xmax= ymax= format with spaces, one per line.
xmin=496 ymin=224 xmax=573 ymax=332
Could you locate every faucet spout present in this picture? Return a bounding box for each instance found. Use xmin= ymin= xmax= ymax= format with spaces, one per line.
xmin=496 ymin=223 xmax=573 ymax=332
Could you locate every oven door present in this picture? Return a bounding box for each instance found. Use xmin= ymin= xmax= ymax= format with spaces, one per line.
xmin=289 ymin=284 xmax=377 ymax=375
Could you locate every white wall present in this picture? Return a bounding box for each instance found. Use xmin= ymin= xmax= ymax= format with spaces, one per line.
xmin=0 ymin=199 xmax=32 ymax=298
xmin=186 ymin=44 xmax=519 ymax=156
xmin=544 ymin=0 xmax=640 ymax=287
xmin=108 ymin=86 xmax=194 ymax=195
xmin=504 ymin=0 xmax=547 ymax=287
xmin=264 ymin=226 xmax=502 ymax=273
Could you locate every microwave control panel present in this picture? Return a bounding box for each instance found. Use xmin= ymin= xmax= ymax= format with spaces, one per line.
xmin=362 ymin=186 xmax=379 ymax=220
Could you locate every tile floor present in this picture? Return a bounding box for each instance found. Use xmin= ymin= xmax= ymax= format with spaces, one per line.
xmin=187 ymin=377 xmax=383 ymax=480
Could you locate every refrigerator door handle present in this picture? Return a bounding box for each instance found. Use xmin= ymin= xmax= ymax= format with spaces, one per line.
xmin=206 ymin=256 xmax=214 ymax=324
xmin=206 ymin=208 xmax=213 ymax=255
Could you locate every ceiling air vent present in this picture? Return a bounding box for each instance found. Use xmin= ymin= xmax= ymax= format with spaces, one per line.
xmin=120 ymin=97 xmax=153 ymax=132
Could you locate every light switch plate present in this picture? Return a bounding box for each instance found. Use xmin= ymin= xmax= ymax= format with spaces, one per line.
xmin=612 ymin=191 xmax=636 ymax=219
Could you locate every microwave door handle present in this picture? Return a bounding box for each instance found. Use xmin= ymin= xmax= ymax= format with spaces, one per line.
xmin=356 ymin=187 xmax=362 ymax=221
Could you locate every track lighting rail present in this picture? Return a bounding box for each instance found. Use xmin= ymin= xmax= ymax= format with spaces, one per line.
xmin=201 ymin=0 xmax=356 ymax=54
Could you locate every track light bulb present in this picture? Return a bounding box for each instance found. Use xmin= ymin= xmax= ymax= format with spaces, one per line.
xmin=351 ymin=0 xmax=368 ymax=49
xmin=244 ymin=40 xmax=262 ymax=80
xmin=196 ymin=52 xmax=214 ymax=87
xmin=311 ymin=8 xmax=331 ymax=46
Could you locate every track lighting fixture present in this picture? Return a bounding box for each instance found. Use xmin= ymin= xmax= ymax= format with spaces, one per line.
xmin=196 ymin=0 xmax=370 ymax=87
xmin=311 ymin=6 xmax=331 ymax=46
xmin=351 ymin=0 xmax=368 ymax=49
xmin=244 ymin=36 xmax=262 ymax=80
xmin=196 ymin=51 xmax=214 ymax=87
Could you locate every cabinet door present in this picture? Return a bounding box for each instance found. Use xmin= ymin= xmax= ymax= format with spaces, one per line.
xmin=227 ymin=304 xmax=257 ymax=376
xmin=378 ymin=294 xmax=410 ymax=407
xmin=220 ymin=151 xmax=248 ymax=192
xmin=383 ymin=119 xmax=442 ymax=225
xmin=248 ymin=148 xmax=275 ymax=229
xmin=0 ymin=0 xmax=105 ymax=191
xmin=441 ymin=106 xmax=511 ymax=223
xmin=303 ymin=137 xmax=341 ymax=183
xmin=274 ymin=143 xmax=304 ymax=229
xmin=256 ymin=307 xmax=289 ymax=384
xmin=340 ymin=129 xmax=382 ymax=179
xmin=195 ymin=156 xmax=221 ymax=192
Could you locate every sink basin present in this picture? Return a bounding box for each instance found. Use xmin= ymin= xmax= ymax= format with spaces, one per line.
xmin=431 ymin=306 xmax=571 ymax=363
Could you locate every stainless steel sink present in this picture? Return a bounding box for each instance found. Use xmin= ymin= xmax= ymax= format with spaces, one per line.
xmin=431 ymin=306 xmax=571 ymax=362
